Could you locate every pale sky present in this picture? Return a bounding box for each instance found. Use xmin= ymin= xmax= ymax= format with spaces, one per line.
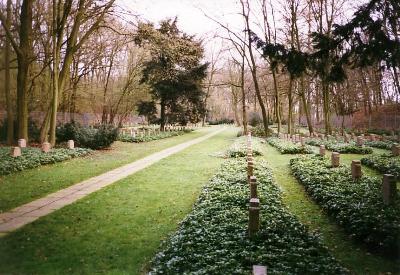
xmin=116 ymin=0 xmax=363 ymax=60
xmin=118 ymin=0 xmax=241 ymax=37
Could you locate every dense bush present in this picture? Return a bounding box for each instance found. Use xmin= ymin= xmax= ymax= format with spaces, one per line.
xmin=150 ymin=158 xmax=346 ymax=274
xmin=361 ymin=154 xmax=400 ymax=179
xmin=250 ymin=124 xmax=275 ymax=137
xmin=208 ymin=118 xmax=234 ymax=125
xmin=0 ymin=147 xmax=92 ymax=175
xmin=56 ymin=122 xmax=118 ymax=150
xmin=364 ymin=140 xmax=395 ymax=150
xmin=248 ymin=112 xmax=263 ymax=127
xmin=118 ymin=130 xmax=192 ymax=143
xmin=225 ymin=136 xmax=263 ymax=158
xmin=267 ymin=137 xmax=313 ymax=154
xmin=305 ymin=138 xmax=373 ymax=154
xmin=290 ymin=155 xmax=400 ymax=255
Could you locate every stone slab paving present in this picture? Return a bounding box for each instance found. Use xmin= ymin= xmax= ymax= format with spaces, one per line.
xmin=0 ymin=127 xmax=226 ymax=235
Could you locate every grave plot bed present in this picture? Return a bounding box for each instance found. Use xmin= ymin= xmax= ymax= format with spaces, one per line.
xmin=267 ymin=137 xmax=313 ymax=154
xmin=290 ymin=155 xmax=400 ymax=255
xmin=361 ymin=154 xmax=400 ymax=179
xmin=0 ymin=147 xmax=92 ymax=176
xmin=364 ymin=140 xmax=396 ymax=150
xmin=306 ymin=139 xmax=373 ymax=154
xmin=150 ymin=158 xmax=347 ymax=274
xmin=118 ymin=130 xmax=192 ymax=143
xmin=225 ymin=136 xmax=264 ymax=157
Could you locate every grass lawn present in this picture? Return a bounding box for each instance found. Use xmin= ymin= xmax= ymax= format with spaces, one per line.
xmin=262 ymin=143 xmax=399 ymax=274
xmin=0 ymin=127 xmax=215 ymax=213
xmin=0 ymin=128 xmax=237 ymax=274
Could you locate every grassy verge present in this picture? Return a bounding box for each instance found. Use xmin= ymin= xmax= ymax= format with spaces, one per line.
xmin=0 ymin=128 xmax=237 ymax=274
xmin=262 ymin=143 xmax=399 ymax=274
xmin=0 ymin=127 xmax=215 ymax=212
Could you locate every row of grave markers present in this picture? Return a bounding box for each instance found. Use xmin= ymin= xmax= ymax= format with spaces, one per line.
xmin=246 ymin=132 xmax=268 ymax=275
xmin=317 ymin=145 xmax=397 ymax=205
xmin=279 ymin=132 xmax=400 ymax=156
xmin=10 ymin=139 xmax=75 ymax=158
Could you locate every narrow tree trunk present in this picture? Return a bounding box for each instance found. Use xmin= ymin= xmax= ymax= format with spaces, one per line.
xmin=299 ymin=77 xmax=314 ymax=134
xmin=322 ymin=81 xmax=331 ymax=134
xmin=160 ymin=99 xmax=166 ymax=131
xmin=287 ymin=78 xmax=293 ymax=135
xmin=272 ymin=69 xmax=281 ymax=133
xmin=49 ymin=0 xmax=59 ymax=146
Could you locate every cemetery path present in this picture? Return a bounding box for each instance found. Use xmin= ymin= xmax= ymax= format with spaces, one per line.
xmin=0 ymin=127 xmax=226 ymax=236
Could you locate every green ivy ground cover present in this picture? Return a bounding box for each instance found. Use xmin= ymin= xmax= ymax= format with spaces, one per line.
xmin=306 ymin=139 xmax=373 ymax=154
xmin=225 ymin=136 xmax=264 ymax=157
xmin=361 ymin=154 xmax=400 ymax=178
xmin=364 ymin=140 xmax=396 ymax=150
xmin=150 ymin=158 xmax=347 ymax=274
xmin=267 ymin=137 xmax=313 ymax=154
xmin=0 ymin=147 xmax=92 ymax=176
xmin=118 ymin=130 xmax=192 ymax=143
xmin=290 ymin=155 xmax=400 ymax=256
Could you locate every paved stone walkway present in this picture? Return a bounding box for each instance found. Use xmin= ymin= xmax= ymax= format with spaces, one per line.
xmin=0 ymin=127 xmax=226 ymax=235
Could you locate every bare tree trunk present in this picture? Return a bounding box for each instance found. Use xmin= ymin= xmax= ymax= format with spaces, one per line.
xmin=272 ymin=68 xmax=281 ymax=133
xmin=287 ymin=77 xmax=293 ymax=135
xmin=49 ymin=0 xmax=59 ymax=146
xmin=4 ymin=0 xmax=14 ymax=144
xmin=242 ymin=0 xmax=269 ymax=136
xmin=160 ymin=99 xmax=166 ymax=131
xmin=240 ymin=54 xmax=248 ymax=134
xmin=322 ymin=82 xmax=331 ymax=134
xmin=16 ymin=0 xmax=33 ymax=141
xmin=299 ymin=77 xmax=314 ymax=134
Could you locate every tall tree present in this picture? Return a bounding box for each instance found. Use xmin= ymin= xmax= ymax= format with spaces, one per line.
xmin=0 ymin=0 xmax=34 ymax=141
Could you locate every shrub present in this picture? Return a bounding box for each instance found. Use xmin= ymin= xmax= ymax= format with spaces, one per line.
xmin=305 ymin=138 xmax=373 ymax=154
xmin=150 ymin=158 xmax=346 ymax=274
xmin=361 ymin=154 xmax=400 ymax=179
xmin=267 ymin=137 xmax=313 ymax=154
xmin=56 ymin=122 xmax=118 ymax=150
xmin=250 ymin=124 xmax=274 ymax=137
xmin=248 ymin=112 xmax=262 ymax=127
xmin=0 ymin=147 xmax=92 ymax=175
xmin=290 ymin=155 xmax=400 ymax=255
xmin=208 ymin=118 xmax=234 ymax=125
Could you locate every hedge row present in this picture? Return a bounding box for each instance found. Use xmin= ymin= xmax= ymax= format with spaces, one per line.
xmin=290 ymin=155 xmax=400 ymax=255
xmin=267 ymin=137 xmax=314 ymax=154
xmin=306 ymin=139 xmax=373 ymax=154
xmin=118 ymin=130 xmax=192 ymax=143
xmin=361 ymin=154 xmax=400 ymax=179
xmin=150 ymin=158 xmax=347 ymax=274
xmin=0 ymin=147 xmax=92 ymax=176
